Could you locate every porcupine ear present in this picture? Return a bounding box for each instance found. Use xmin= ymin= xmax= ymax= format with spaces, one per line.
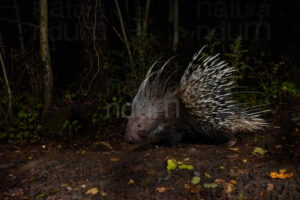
xmin=179 ymin=47 xmax=268 ymax=134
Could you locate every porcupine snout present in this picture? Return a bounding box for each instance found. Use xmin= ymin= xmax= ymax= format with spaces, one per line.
xmin=125 ymin=114 xmax=154 ymax=143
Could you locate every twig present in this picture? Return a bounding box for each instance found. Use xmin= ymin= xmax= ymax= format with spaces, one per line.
xmin=0 ymin=16 xmax=39 ymax=28
xmin=88 ymin=0 xmax=102 ymax=91
xmin=114 ymin=0 xmax=133 ymax=64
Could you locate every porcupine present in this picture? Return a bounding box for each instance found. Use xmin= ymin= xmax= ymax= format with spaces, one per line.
xmin=125 ymin=47 xmax=268 ymax=146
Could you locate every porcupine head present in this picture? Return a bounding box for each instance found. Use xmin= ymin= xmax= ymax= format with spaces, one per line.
xmin=125 ymin=47 xmax=268 ymax=144
xmin=125 ymin=58 xmax=182 ymax=144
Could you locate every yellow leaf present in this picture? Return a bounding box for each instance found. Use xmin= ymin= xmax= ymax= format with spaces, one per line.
xmin=178 ymin=164 xmax=194 ymax=170
xmin=204 ymin=183 xmax=218 ymax=188
xmin=85 ymin=188 xmax=98 ymax=195
xmin=167 ymin=159 xmax=177 ymax=171
xmin=183 ymin=157 xmax=190 ymax=161
xmin=253 ymin=147 xmax=267 ymax=155
xmin=229 ymin=148 xmax=239 ymax=151
xmin=128 ymin=179 xmax=134 ymax=184
xmin=270 ymin=170 xmax=293 ymax=179
xmin=191 ymin=176 xmax=201 ymax=185
xmin=230 ymin=180 xmax=237 ymax=185
xmin=242 ymin=159 xmax=247 ymax=163
xmin=279 ymin=169 xmax=286 ymax=173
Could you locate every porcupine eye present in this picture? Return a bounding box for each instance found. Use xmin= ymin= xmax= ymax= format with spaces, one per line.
xmin=137 ymin=124 xmax=141 ymax=128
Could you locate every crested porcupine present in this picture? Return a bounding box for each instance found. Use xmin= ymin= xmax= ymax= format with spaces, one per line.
xmin=125 ymin=47 xmax=268 ymax=145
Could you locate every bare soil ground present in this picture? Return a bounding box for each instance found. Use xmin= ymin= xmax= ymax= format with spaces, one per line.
xmin=1 ymin=102 xmax=300 ymax=200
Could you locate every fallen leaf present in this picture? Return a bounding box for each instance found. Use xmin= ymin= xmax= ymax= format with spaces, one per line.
xmin=204 ymin=183 xmax=218 ymax=188
xmin=229 ymin=148 xmax=239 ymax=151
xmin=191 ymin=176 xmax=201 ymax=185
xmin=183 ymin=157 xmax=190 ymax=161
xmin=267 ymin=183 xmax=274 ymax=191
xmin=238 ymin=193 xmax=243 ymax=200
xmin=67 ymin=187 xmax=72 ymax=192
xmin=128 ymin=179 xmax=134 ymax=184
xmin=220 ymin=166 xmax=224 ymax=169
xmin=214 ymin=179 xmax=225 ymax=184
xmin=253 ymin=147 xmax=267 ymax=156
xmin=225 ymin=183 xmax=234 ymax=193
xmin=178 ymin=164 xmax=194 ymax=170
xmin=85 ymin=188 xmax=98 ymax=195
xmin=110 ymin=158 xmax=119 ymax=162
xmin=242 ymin=159 xmax=247 ymax=163
xmin=81 ymin=184 xmax=87 ymax=189
xmin=270 ymin=170 xmax=293 ymax=179
xmin=101 ymin=192 xmax=108 ymax=196
xmin=167 ymin=159 xmax=177 ymax=171
xmin=204 ymin=172 xmax=211 ymax=178
xmin=230 ymin=180 xmax=237 ymax=185
xmin=156 ymin=187 xmax=167 ymax=193
xmin=184 ymin=184 xmax=191 ymax=192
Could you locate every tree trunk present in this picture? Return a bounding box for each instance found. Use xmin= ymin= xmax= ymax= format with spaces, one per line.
xmin=40 ymin=0 xmax=53 ymax=123
xmin=0 ymin=50 xmax=12 ymax=118
xmin=142 ymin=0 xmax=151 ymax=35
xmin=172 ymin=0 xmax=179 ymax=53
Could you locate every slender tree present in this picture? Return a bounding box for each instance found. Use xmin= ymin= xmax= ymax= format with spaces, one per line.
xmin=0 ymin=50 xmax=12 ymax=118
xmin=40 ymin=0 xmax=53 ymax=122
xmin=173 ymin=0 xmax=179 ymax=53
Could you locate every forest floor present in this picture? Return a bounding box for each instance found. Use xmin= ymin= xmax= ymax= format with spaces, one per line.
xmin=1 ymin=101 xmax=300 ymax=200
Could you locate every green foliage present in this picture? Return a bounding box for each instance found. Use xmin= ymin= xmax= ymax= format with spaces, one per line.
xmin=225 ymin=36 xmax=249 ymax=81
xmin=91 ymin=93 xmax=128 ymax=126
xmin=0 ymin=93 xmax=42 ymax=141
xmin=203 ymin=31 xmax=300 ymax=106
xmin=62 ymin=119 xmax=81 ymax=137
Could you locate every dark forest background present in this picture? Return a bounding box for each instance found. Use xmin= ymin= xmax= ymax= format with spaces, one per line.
xmin=0 ymin=0 xmax=299 ymax=142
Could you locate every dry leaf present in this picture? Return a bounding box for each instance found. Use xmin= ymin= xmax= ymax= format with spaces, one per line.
xmin=225 ymin=183 xmax=234 ymax=193
xmin=270 ymin=170 xmax=293 ymax=179
xmin=156 ymin=187 xmax=167 ymax=193
xmin=101 ymin=192 xmax=108 ymax=196
xmin=110 ymin=158 xmax=119 ymax=162
xmin=204 ymin=172 xmax=211 ymax=178
xmin=85 ymin=187 xmax=98 ymax=195
xmin=267 ymin=183 xmax=274 ymax=191
xmin=128 ymin=179 xmax=134 ymax=184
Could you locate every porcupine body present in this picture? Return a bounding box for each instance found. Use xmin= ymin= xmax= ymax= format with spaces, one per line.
xmin=125 ymin=47 xmax=268 ymax=145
